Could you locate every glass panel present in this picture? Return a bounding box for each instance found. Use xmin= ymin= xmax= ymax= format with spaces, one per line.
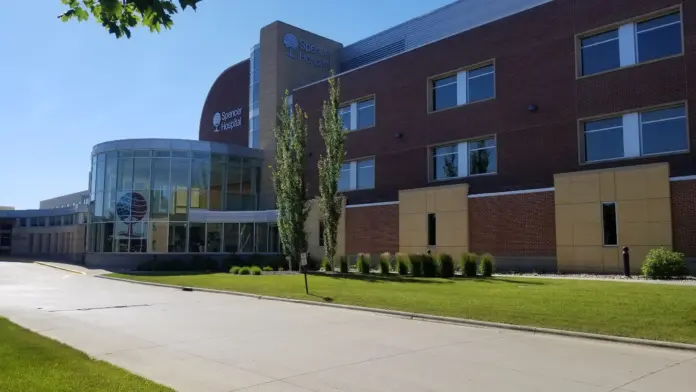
xmin=432 ymin=76 xmax=457 ymax=111
xmin=469 ymin=146 xmax=496 ymax=175
xmin=153 ymin=150 xmax=170 ymax=158
xmin=206 ymin=223 xmax=222 ymax=252
xmin=90 ymin=155 xmax=97 ymax=193
xmin=226 ymin=160 xmax=242 ymax=194
xmin=586 ymin=116 xmax=623 ymax=132
xmin=117 ymin=157 xmax=134 ymax=190
xmin=171 ymin=150 xmax=190 ymax=158
xmin=94 ymin=192 xmax=105 ymax=222
xmin=168 ymin=222 xmax=188 ymax=252
xmin=169 ymin=158 xmax=190 ymax=221
xmin=96 ymin=154 xmax=106 ymax=192
xmin=190 ymin=158 xmax=210 ymax=209
xmin=581 ymin=29 xmax=620 ymax=76
xmin=133 ymin=149 xmax=150 ymax=157
xmin=269 ymin=224 xmax=280 ymax=253
xmin=433 ymin=145 xmax=458 ymax=180
xmin=585 ymin=125 xmax=624 ymax=162
xmin=637 ymin=13 xmax=682 ymax=63
xmin=338 ymin=163 xmax=351 ymax=191
xmin=641 ymin=107 xmax=688 ymax=155
xmin=118 ymin=150 xmax=133 ymax=158
xmin=255 ymin=223 xmax=269 ymax=253
xmin=239 ymin=223 xmax=254 ymax=252
xmin=226 ymin=194 xmax=243 ymax=211
xmin=602 ymin=203 xmax=618 ymax=246
xmin=339 ymin=106 xmax=351 ymax=130
xmin=209 ymin=155 xmax=226 ymax=211
xmin=150 ymin=189 xmax=169 ymax=219
xmin=224 ymin=223 xmax=240 ymax=252
xmin=357 ymin=159 xmax=374 ymax=189
xmin=130 ymin=220 xmax=147 ymax=253
xmin=467 ymin=65 xmax=494 ymax=103
xmin=114 ymin=221 xmax=130 ymax=252
xmin=148 ymin=220 xmax=168 ymax=253
xmin=357 ymin=99 xmax=375 ymax=129
xmin=132 ymin=158 xmax=151 ymax=190
xmin=104 ymin=152 xmax=117 ymax=194
xmin=241 ymin=164 xmax=255 ymax=195
xmin=242 ymin=194 xmax=256 ymax=211
xmin=188 ymin=223 xmax=206 ymax=252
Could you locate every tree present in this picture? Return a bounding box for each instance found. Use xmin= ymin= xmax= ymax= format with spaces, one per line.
xmin=58 ymin=0 xmax=202 ymax=38
xmin=317 ymin=74 xmax=346 ymax=269
xmin=272 ymin=91 xmax=310 ymax=268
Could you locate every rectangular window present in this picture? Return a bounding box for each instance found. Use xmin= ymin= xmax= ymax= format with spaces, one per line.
xmin=583 ymin=105 xmax=687 ymax=163
xmin=428 ymin=213 xmax=436 ymax=246
xmin=339 ymin=97 xmax=375 ymax=131
xmin=432 ymin=137 xmax=496 ymax=180
xmin=338 ymin=158 xmax=375 ymax=191
xmin=602 ymin=203 xmax=618 ymax=246
xmin=319 ymin=221 xmax=324 ymax=247
xmin=580 ymin=11 xmax=682 ymax=76
xmin=431 ymin=64 xmax=495 ymax=111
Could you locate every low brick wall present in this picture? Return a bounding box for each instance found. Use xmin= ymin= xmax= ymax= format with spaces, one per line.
xmin=345 ymin=204 xmax=399 ymax=255
xmin=671 ymin=180 xmax=696 ymax=258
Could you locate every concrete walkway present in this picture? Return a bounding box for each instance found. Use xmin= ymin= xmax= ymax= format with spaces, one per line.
xmin=1 ymin=261 xmax=694 ymax=392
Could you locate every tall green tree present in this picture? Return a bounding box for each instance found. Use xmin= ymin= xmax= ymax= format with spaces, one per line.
xmin=58 ymin=0 xmax=202 ymax=38
xmin=272 ymin=92 xmax=310 ymax=267
xmin=317 ymin=74 xmax=346 ymax=269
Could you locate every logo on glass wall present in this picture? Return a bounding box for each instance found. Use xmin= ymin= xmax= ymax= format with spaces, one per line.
xmin=282 ymin=32 xmax=329 ymax=68
xmin=116 ymin=192 xmax=147 ymax=238
xmin=213 ymin=108 xmax=243 ymax=132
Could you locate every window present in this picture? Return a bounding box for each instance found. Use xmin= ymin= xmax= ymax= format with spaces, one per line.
xmin=338 ymin=158 xmax=375 ymax=191
xmin=431 ymin=63 xmax=495 ymax=111
xmin=319 ymin=221 xmax=325 ymax=247
xmin=432 ymin=137 xmax=496 ymax=180
xmin=580 ymin=11 xmax=682 ymax=76
xmin=428 ymin=214 xmax=436 ymax=246
xmin=583 ymin=105 xmax=687 ymax=162
xmin=602 ymin=203 xmax=618 ymax=246
xmin=338 ymin=97 xmax=375 ymax=131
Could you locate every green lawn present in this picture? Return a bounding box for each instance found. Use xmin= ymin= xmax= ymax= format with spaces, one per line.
xmin=0 ymin=317 xmax=171 ymax=392
xmin=108 ymin=272 xmax=696 ymax=344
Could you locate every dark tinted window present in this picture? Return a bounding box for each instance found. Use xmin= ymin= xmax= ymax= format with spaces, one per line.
xmin=602 ymin=203 xmax=618 ymax=246
xmin=641 ymin=106 xmax=688 ymax=155
xmin=432 ymin=75 xmax=457 ymax=111
xmin=637 ymin=13 xmax=682 ymax=63
xmin=585 ymin=117 xmax=624 ymax=161
xmin=581 ymin=29 xmax=620 ymax=76
xmin=467 ymin=65 xmax=494 ymax=102
xmin=428 ymin=214 xmax=436 ymax=246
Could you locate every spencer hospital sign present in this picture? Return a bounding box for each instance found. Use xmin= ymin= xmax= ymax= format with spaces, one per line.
xmin=212 ymin=108 xmax=242 ymax=132
xmin=283 ymin=33 xmax=330 ymax=68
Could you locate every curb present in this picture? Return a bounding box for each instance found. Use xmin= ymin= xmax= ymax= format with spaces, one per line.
xmin=96 ymin=275 xmax=696 ymax=353
xmin=35 ymin=262 xmax=87 ymax=275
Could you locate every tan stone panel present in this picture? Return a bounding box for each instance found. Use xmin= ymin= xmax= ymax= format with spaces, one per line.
xmin=570 ymin=202 xmax=601 ymax=224
xmin=620 ymin=222 xmax=650 ymax=246
xmin=599 ymin=171 xmax=616 ymax=202
xmin=400 ymin=246 xmax=424 ymax=255
xmin=645 ymin=164 xmax=670 ymax=199
xmin=624 ymin=245 xmax=654 ymax=272
xmin=615 ymin=169 xmax=648 ymax=201
xmin=553 ymin=176 xmax=572 ymax=205
xmin=616 ymin=200 xmax=648 ymax=223
xmin=426 ymin=191 xmax=436 ymax=214
xmin=399 ymin=190 xmax=427 ymax=215
xmin=437 ymin=211 xmax=468 ymax=248
xmin=556 ymin=246 xmax=574 ymax=271
xmin=647 ymin=198 xmax=671 ymax=223
xmin=555 ymin=204 xmax=574 ymax=246
xmin=434 ymin=185 xmax=469 ymax=212
xmin=573 ymin=246 xmax=603 ymax=271
xmin=648 ymin=222 xmax=672 ymax=247
xmin=399 ymin=213 xmax=426 ymax=248
xmin=569 ymin=173 xmax=600 ymax=204
xmin=436 ymin=246 xmax=469 ymax=257
xmin=602 ymin=247 xmax=620 ymax=274
xmin=572 ymin=222 xmax=602 ymax=246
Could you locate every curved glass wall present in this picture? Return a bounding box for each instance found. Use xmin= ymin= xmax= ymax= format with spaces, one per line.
xmin=87 ymin=139 xmax=276 ymax=254
xmin=249 ymin=44 xmax=260 ymax=148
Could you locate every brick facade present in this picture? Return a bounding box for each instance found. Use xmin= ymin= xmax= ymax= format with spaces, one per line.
xmin=469 ymin=191 xmax=556 ymax=257
xmin=671 ymin=180 xmax=696 ymax=257
xmin=345 ymin=204 xmax=399 ymax=254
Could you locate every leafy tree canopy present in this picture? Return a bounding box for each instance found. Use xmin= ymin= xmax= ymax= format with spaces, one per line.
xmin=59 ymin=0 xmax=202 ymax=38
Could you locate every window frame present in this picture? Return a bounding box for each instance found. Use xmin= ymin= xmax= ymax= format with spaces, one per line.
xmin=429 ymin=135 xmax=498 ymax=182
xmin=601 ymin=202 xmax=618 ymax=247
xmin=427 ymin=59 xmax=496 ymax=114
xmin=575 ymin=5 xmax=684 ymax=79
xmin=578 ymin=101 xmax=690 ymax=165
xmin=338 ymin=156 xmax=376 ymax=192
xmin=338 ymin=95 xmax=376 ymax=132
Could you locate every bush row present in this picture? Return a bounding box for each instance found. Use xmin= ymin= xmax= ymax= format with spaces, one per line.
xmin=136 ymin=253 xmax=321 ymax=273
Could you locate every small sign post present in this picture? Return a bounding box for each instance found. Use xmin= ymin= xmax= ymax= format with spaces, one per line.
xmin=300 ymin=252 xmax=309 ymax=294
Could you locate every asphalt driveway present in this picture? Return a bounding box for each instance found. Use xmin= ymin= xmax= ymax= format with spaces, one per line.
xmin=1 ymin=261 xmax=694 ymax=392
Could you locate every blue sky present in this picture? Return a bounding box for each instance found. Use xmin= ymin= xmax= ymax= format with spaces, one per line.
xmin=0 ymin=0 xmax=450 ymax=210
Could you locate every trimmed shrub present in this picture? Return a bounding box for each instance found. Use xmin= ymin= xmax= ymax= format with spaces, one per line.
xmin=339 ymin=256 xmax=349 ymax=273
xmin=322 ymin=257 xmax=333 ymax=273
xmin=641 ymin=248 xmax=688 ymax=279
xmin=422 ymin=253 xmax=438 ymax=277
xmin=460 ymin=253 xmax=477 ymax=277
xmin=395 ymin=253 xmax=409 ymax=275
xmin=379 ymin=253 xmax=391 ymax=275
xmin=250 ymin=266 xmax=262 ymax=275
xmin=438 ymin=253 xmax=455 ymax=278
xmin=356 ymin=253 xmax=371 ymax=274
xmin=239 ymin=266 xmax=251 ymax=275
xmin=230 ymin=266 xmax=241 ymax=275
xmin=262 ymin=266 xmax=273 ymax=272
xmin=409 ymin=254 xmax=423 ymax=277
xmin=478 ymin=253 xmax=494 ymax=277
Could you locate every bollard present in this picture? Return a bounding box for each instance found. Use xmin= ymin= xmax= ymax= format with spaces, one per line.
xmin=622 ymin=246 xmax=630 ymax=277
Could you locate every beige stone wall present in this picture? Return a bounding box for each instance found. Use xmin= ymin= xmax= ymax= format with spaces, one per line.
xmin=305 ymin=198 xmax=346 ymax=261
xmin=11 ymin=225 xmax=86 ymax=255
xmin=398 ymin=183 xmax=469 ymax=256
xmin=555 ymin=163 xmax=671 ymax=273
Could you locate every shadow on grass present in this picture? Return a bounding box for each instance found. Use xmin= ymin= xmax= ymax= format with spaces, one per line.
xmin=312 ymin=272 xmax=452 ymax=284
xmin=456 ymin=277 xmax=546 ymax=285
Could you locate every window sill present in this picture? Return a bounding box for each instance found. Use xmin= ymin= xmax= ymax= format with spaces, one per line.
xmin=345 ymin=125 xmax=376 ymax=133
xmin=576 ymin=53 xmax=684 ymax=80
xmin=428 ymin=97 xmax=496 ymax=115
xmin=581 ymin=149 xmax=689 ymax=166
xmin=429 ymin=172 xmax=497 ymax=183
xmin=339 ymin=187 xmax=375 ymax=193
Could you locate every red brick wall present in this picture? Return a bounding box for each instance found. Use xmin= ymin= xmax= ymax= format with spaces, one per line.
xmin=345 ymin=204 xmax=398 ymax=254
xmin=671 ymin=180 xmax=696 ymax=257
xmin=469 ymin=191 xmax=556 ymax=257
